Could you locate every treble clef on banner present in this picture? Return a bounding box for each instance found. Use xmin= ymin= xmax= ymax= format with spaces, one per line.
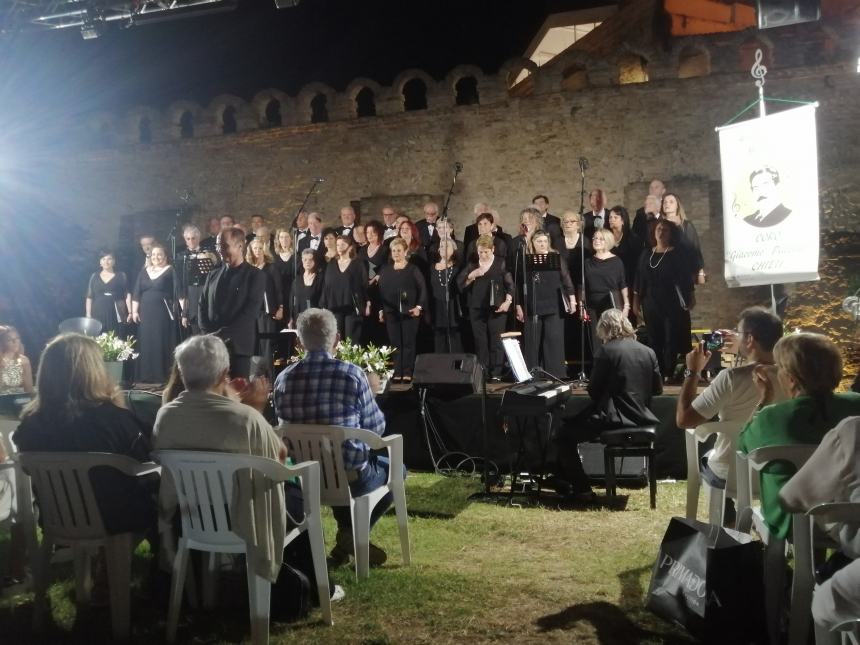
xmin=750 ymin=48 xmax=767 ymax=88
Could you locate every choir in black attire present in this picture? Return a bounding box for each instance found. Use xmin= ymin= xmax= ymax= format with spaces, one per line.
xmin=377 ymin=257 xmax=428 ymax=380
xmin=429 ymin=261 xmax=462 ymax=353
xmin=87 ymin=271 xmax=129 ymax=336
xmin=133 ymin=265 xmax=175 ymax=383
xmin=320 ymin=254 xmax=368 ymax=344
xmin=290 ymin=262 xmax=324 ymax=320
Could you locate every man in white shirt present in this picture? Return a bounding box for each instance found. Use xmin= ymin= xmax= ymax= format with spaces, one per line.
xmin=336 ymin=206 xmax=357 ymax=237
xmin=676 ymin=307 xmax=786 ymax=511
xmin=298 ymin=212 xmax=324 ymax=253
xmin=381 ymin=205 xmax=398 ymax=239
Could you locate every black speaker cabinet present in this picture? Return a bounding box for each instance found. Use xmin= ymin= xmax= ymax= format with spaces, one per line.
xmin=413 ymin=353 xmax=482 ymax=396
xmin=757 ymin=0 xmax=820 ymax=29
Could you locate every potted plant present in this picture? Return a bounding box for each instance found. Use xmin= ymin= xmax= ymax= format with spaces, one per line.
xmin=291 ymin=338 xmax=394 ymax=393
xmin=94 ymin=332 xmax=137 ymax=385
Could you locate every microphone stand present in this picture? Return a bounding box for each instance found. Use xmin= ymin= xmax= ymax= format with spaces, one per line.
xmin=291 ymin=179 xmax=323 ymax=325
xmin=573 ymin=159 xmax=589 ymax=388
xmin=440 ymin=163 xmax=461 ymax=354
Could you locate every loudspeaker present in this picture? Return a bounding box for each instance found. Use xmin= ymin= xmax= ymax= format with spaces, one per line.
xmin=756 ymin=0 xmax=820 ymax=29
xmin=413 ymin=353 xmax=482 ymax=396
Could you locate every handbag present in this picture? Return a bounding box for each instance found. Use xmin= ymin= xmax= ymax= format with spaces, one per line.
xmin=646 ymin=517 xmax=767 ymax=644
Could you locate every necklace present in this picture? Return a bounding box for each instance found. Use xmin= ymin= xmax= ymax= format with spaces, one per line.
xmin=649 ymin=248 xmax=670 ymax=269
xmin=436 ymin=266 xmax=451 ymax=287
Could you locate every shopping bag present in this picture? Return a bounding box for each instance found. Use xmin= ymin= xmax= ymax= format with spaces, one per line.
xmin=646 ymin=516 xmax=767 ymax=644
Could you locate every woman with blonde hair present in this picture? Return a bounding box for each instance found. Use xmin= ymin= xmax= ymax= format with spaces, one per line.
xmin=739 ymin=332 xmax=860 ymax=540
xmin=0 ymin=326 xmax=33 ymax=395
xmin=273 ymin=227 xmax=295 ymax=323
xmin=247 ymin=237 xmax=283 ymax=376
xmin=14 ymin=333 xmax=157 ymax=535
xmin=131 ymin=242 xmax=176 ymax=384
xmin=582 ymin=228 xmax=629 ymax=353
xmin=661 ymin=192 xmax=704 ymax=286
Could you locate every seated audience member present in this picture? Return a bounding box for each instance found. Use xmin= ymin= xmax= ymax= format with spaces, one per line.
xmin=780 ymin=417 xmax=860 ymax=644
xmin=552 ymin=309 xmax=662 ymax=497
xmin=274 ymin=308 xmax=402 ymax=567
xmin=739 ymin=333 xmax=860 ymax=539
xmin=14 ymin=333 xmax=158 ymax=536
xmin=0 ymin=325 xmax=33 ymax=394
xmin=676 ymin=307 xmax=786 ymax=515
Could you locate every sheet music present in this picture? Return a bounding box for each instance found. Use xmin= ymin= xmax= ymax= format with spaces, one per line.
xmin=501 ymin=337 xmax=531 ymax=383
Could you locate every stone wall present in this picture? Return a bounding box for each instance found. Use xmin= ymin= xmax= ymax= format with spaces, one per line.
xmin=16 ymin=18 xmax=860 ymax=335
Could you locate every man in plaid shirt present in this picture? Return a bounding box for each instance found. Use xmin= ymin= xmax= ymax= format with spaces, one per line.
xmin=274 ymin=308 xmax=397 ymax=566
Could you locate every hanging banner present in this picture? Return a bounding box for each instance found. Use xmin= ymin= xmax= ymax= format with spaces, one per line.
xmin=716 ymin=103 xmax=819 ymax=287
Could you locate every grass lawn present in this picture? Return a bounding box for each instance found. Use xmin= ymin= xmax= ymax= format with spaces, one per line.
xmin=0 ymin=474 xmax=697 ymax=644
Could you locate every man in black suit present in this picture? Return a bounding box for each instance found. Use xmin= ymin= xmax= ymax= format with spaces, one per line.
xmin=200 ymin=216 xmax=221 ymax=252
xmin=381 ymin=205 xmax=399 ymax=240
xmin=462 ymin=202 xmax=490 ymax=251
xmin=532 ymin=195 xmax=563 ymax=250
xmin=296 ymin=212 xmax=324 ymax=254
xmin=416 ymin=201 xmax=441 ymax=250
xmin=550 ymin=309 xmax=662 ymax=497
xmin=177 ymin=225 xmax=218 ymax=336
xmin=198 ymin=227 xmax=266 ymax=379
xmin=582 ymin=188 xmax=610 ymax=238
xmin=743 ymin=167 xmax=792 ymax=228
xmin=632 ymin=179 xmax=665 ymax=244
xmin=335 ymin=206 xmax=357 ymax=237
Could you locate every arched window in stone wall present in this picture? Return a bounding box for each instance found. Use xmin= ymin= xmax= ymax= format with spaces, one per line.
xmin=222 ymin=106 xmax=238 ymax=134
xmin=678 ymin=46 xmax=711 ymax=78
xmin=265 ymin=99 xmax=282 ymax=127
xmin=355 ymin=87 xmax=376 ymax=117
xmin=180 ymin=111 xmax=194 ymax=138
xmin=561 ymin=64 xmax=588 ymax=91
xmin=618 ymin=54 xmax=649 ymax=84
xmin=139 ymin=117 xmax=152 ymax=144
xmin=403 ymin=78 xmax=428 ymax=111
xmin=310 ymin=93 xmax=329 ymax=123
xmin=738 ymin=38 xmax=773 ymax=72
xmin=454 ymin=76 xmax=479 ymax=106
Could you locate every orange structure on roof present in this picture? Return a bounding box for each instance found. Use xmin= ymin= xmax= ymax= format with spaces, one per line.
xmin=664 ymin=0 xmax=756 ymax=35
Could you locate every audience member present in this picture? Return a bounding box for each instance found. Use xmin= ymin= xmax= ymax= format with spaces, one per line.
xmin=0 ymin=326 xmax=33 ymax=394
xmin=274 ymin=308 xmax=401 ymax=567
xmin=676 ymin=307 xmax=786 ymax=518
xmin=739 ymin=333 xmax=860 ymax=539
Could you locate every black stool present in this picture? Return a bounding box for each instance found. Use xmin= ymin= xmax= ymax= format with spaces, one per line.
xmin=599 ymin=426 xmax=657 ymax=509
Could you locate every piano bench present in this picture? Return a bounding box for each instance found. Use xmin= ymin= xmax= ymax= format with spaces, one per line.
xmin=599 ymin=427 xmax=657 ymax=509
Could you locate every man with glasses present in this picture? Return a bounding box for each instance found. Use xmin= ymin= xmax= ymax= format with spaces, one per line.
xmin=675 ymin=306 xmax=786 ymax=523
xmin=416 ymin=201 xmax=441 ymax=251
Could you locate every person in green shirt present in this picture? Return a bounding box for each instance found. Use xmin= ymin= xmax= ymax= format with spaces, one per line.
xmin=739 ymin=332 xmax=860 ymax=539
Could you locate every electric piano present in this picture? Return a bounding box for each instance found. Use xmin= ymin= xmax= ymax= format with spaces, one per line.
xmin=499 ymin=380 xmax=572 ymax=416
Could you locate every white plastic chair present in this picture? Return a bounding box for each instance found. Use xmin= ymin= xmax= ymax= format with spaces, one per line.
xmin=0 ymin=420 xmax=39 ymax=583
xmin=684 ymin=422 xmax=737 ymax=525
xmin=153 ymin=450 xmax=332 ymax=645
xmin=18 ymin=451 xmax=160 ymax=641
xmin=280 ymin=424 xmax=410 ymax=580
xmin=831 ymin=620 xmax=860 ymax=645
xmin=736 ymin=445 xmax=818 ymax=645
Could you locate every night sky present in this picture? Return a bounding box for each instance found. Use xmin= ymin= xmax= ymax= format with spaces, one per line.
xmin=1 ymin=0 xmax=607 ymax=127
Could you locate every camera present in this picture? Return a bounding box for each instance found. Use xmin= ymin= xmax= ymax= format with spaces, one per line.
xmin=701 ymin=331 xmax=724 ymax=351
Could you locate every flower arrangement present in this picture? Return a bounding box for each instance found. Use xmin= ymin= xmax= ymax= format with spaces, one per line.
xmin=292 ymin=338 xmax=394 ymax=374
xmin=95 ymin=332 xmax=138 ymax=362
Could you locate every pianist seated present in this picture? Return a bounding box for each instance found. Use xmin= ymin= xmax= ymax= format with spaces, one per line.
xmin=550 ymin=308 xmax=663 ymax=498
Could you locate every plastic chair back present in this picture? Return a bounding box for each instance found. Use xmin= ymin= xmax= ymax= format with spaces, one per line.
xmin=58 ymin=317 xmax=103 ymax=337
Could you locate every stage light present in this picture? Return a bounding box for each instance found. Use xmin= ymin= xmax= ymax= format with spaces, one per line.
xmin=80 ymin=19 xmax=104 ymax=40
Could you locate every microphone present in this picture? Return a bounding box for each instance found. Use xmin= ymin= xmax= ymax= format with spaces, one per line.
xmin=578 ymin=157 xmax=589 ymax=171
xmin=453 ymin=162 xmax=463 ymax=173
xmin=315 ymin=177 xmax=326 ymax=183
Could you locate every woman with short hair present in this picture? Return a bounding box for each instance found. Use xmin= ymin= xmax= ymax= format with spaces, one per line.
xmin=739 ymin=332 xmax=860 ymax=540
xmin=458 ymin=234 xmax=514 ymax=380
xmin=85 ymin=249 xmax=132 ymax=336
xmin=288 ymin=249 xmax=324 ymax=328
xmin=131 ymin=243 xmax=176 ymax=384
xmin=582 ymin=228 xmax=629 ymax=353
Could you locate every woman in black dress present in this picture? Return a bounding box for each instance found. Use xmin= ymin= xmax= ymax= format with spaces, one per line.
xmin=274 ymin=228 xmax=296 ymax=323
xmin=131 ymin=243 xmax=176 ymax=384
xmin=247 ymin=237 xmax=284 ymax=376
xmin=458 ymin=234 xmax=514 ymax=380
xmin=430 ymin=238 xmax=463 ymax=353
xmin=398 ymin=219 xmax=429 ymax=276
xmin=320 ymin=236 xmax=369 ymax=343
xmin=378 ymin=238 xmax=429 ymax=382
xmin=582 ymin=229 xmax=630 ymax=354
xmin=289 ymin=249 xmax=324 ymax=327
xmin=662 ymin=193 xmax=705 ymax=289
xmin=85 ymin=249 xmax=131 ymax=336
xmin=515 ymin=231 xmax=576 ymax=379
xmin=359 ymin=220 xmax=389 ymax=346
xmin=633 ymin=219 xmax=695 ymax=380
xmin=607 ymin=206 xmax=641 ymax=294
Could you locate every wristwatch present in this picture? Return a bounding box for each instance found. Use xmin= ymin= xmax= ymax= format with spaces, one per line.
xmin=683 ymin=368 xmax=696 ymax=379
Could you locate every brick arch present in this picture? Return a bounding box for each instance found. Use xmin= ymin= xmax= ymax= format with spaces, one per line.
xmin=206 ymin=94 xmax=250 ymax=135
xmin=392 ymin=68 xmax=436 ymax=111
xmin=344 ymin=78 xmax=383 ymax=118
xmin=614 ymin=46 xmax=651 ymax=85
xmin=124 ymin=106 xmax=161 ymax=145
xmin=445 ymin=64 xmax=484 ymax=105
xmin=296 ymin=82 xmax=336 ymax=124
xmin=165 ymin=100 xmax=202 ymax=140
xmin=498 ymin=57 xmax=538 ymax=97
xmin=251 ymin=89 xmax=291 ymax=128
xmin=674 ymin=40 xmax=712 ymax=79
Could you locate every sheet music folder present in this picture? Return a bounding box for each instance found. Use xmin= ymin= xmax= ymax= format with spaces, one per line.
xmin=526 ymin=253 xmax=560 ymax=272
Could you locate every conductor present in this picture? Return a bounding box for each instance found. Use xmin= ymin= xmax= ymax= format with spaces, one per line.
xmin=198 ymin=227 xmax=266 ymax=378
